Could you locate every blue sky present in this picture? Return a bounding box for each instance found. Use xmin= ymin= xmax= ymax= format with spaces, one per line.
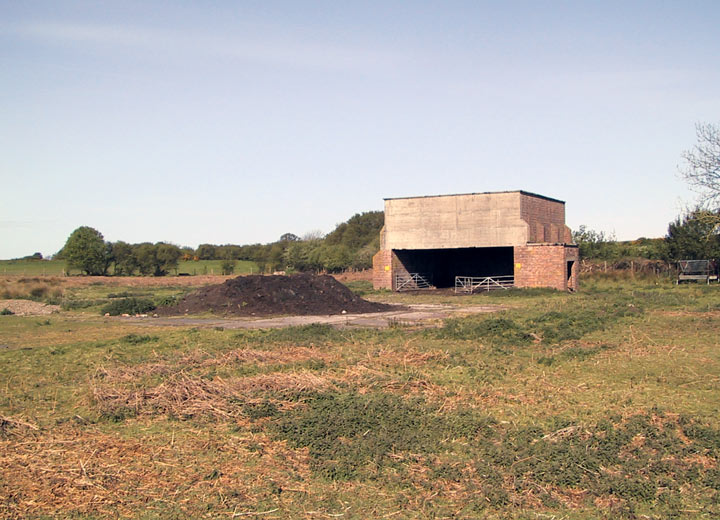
xmin=2 ymin=1 xmax=719 ymax=259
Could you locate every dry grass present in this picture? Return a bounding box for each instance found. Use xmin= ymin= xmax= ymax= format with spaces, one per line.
xmin=0 ymin=277 xmax=65 ymax=301
xmin=92 ymin=372 xmax=335 ymax=420
xmin=0 ymin=423 xmax=312 ymax=519
xmin=96 ymin=346 xmax=333 ymax=383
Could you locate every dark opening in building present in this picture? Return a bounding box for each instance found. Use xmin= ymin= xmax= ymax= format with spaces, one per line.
xmin=394 ymin=247 xmax=514 ymax=288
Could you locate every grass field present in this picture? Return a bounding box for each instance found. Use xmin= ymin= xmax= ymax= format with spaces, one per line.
xmin=1 ymin=275 xmax=719 ymax=519
xmin=0 ymin=259 xmax=258 ymax=276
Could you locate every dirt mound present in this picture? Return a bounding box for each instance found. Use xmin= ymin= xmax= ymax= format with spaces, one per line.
xmin=157 ymin=274 xmax=393 ymax=317
xmin=0 ymin=299 xmax=60 ymax=316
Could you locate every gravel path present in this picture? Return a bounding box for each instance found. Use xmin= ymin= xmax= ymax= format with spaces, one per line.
xmin=125 ymin=303 xmax=501 ymax=330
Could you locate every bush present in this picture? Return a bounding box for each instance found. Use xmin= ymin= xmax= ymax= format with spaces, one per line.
xmin=0 ymin=308 xmax=14 ymax=315
xmin=433 ymin=316 xmax=535 ymax=346
xmin=272 ymin=392 xmax=440 ymax=480
xmin=107 ymin=291 xmax=151 ymax=299
xmin=121 ymin=334 xmax=158 ymax=344
xmin=61 ymin=299 xmax=105 ymax=310
xmin=101 ymin=298 xmax=156 ymax=316
xmin=220 ymin=258 xmax=236 ymax=275
xmin=156 ymin=295 xmax=177 ymax=307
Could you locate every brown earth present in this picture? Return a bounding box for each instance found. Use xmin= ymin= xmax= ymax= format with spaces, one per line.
xmin=156 ymin=273 xmax=394 ymax=317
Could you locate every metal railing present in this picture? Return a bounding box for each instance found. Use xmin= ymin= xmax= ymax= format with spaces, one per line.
xmin=455 ymin=275 xmax=514 ymax=293
xmin=394 ymin=273 xmax=433 ymax=291
xmin=677 ymin=260 xmax=718 ymax=284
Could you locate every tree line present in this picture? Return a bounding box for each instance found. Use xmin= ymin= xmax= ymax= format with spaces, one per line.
xmin=576 ymin=121 xmax=720 ymax=263
xmin=573 ymin=209 xmax=720 ymax=263
xmin=56 ymin=211 xmax=384 ymax=276
xmin=49 ymin=121 xmax=720 ymax=273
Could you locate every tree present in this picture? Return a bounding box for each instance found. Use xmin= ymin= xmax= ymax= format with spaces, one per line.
xmin=665 ymin=209 xmax=720 ymax=261
xmin=196 ymin=244 xmax=217 ymax=260
xmin=154 ymin=243 xmax=182 ymax=276
xmin=302 ymin=230 xmax=325 ymax=241
xmin=134 ymin=243 xmax=158 ymax=276
xmin=220 ymin=258 xmax=236 ymax=275
xmin=62 ymin=226 xmax=112 ymax=275
xmin=219 ymin=249 xmax=236 ymax=275
xmin=571 ymin=226 xmax=620 ymax=260
xmin=280 ymin=233 xmax=300 ymax=242
xmin=325 ymin=211 xmax=384 ymax=250
xmin=680 ymin=122 xmax=720 ymax=208
xmin=112 ymin=241 xmax=139 ymax=276
xmin=267 ymin=242 xmax=287 ymax=272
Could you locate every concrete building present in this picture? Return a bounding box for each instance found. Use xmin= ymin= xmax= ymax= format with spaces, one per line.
xmin=372 ymin=190 xmax=579 ymax=292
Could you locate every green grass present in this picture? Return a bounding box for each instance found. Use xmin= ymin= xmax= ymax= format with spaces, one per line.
xmin=1 ymin=275 xmax=719 ymax=518
xmin=0 ymin=259 xmax=65 ymax=276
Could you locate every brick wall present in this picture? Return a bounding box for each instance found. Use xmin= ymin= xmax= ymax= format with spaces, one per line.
xmin=520 ymin=193 xmax=568 ymax=243
xmin=372 ymin=250 xmax=392 ymax=290
xmin=514 ymin=244 xmax=578 ymax=291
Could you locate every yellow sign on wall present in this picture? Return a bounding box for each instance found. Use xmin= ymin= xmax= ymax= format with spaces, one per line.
xmin=515 ymin=263 xmax=522 ymax=269
xmin=384 ymin=265 xmax=390 ymax=271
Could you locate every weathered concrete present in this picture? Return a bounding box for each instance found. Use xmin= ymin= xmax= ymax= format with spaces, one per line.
xmin=384 ymin=191 xmax=527 ymax=250
xmin=383 ymin=191 xmax=571 ymax=251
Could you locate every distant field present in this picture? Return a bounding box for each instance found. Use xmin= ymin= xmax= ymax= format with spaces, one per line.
xmin=0 ymin=259 xmax=258 ymax=276
xmin=0 ymin=259 xmax=65 ymax=276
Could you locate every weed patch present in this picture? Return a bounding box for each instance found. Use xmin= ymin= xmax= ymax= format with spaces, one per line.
xmin=120 ymin=334 xmax=158 ymax=345
xmin=432 ymin=295 xmax=643 ymax=347
xmin=101 ymin=298 xmax=156 ymax=316
xmin=481 ymin=412 xmax=720 ymax=511
xmin=238 ymin=323 xmax=382 ymax=346
xmin=484 ymin=287 xmax=560 ymax=298
xmin=270 ymin=397 xmax=719 ymax=514
xmin=433 ymin=316 xmax=534 ymax=346
xmin=61 ymin=298 xmax=106 ymax=310
xmin=272 ymin=391 xmax=495 ymax=480
xmin=107 ymin=291 xmax=151 ymax=298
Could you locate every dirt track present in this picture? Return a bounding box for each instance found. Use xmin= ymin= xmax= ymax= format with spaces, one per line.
xmin=125 ymin=303 xmax=501 ymax=330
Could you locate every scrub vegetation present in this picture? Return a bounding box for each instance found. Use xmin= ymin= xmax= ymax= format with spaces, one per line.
xmin=0 ymin=274 xmax=719 ymax=519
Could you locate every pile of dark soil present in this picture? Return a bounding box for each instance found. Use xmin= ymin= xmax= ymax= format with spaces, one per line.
xmin=156 ymin=274 xmax=394 ymax=317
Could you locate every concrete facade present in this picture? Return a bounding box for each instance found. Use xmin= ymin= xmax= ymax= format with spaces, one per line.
xmin=373 ymin=190 xmax=578 ymax=291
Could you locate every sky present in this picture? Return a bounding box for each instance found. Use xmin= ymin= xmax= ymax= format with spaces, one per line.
xmin=2 ymin=1 xmax=719 ymax=259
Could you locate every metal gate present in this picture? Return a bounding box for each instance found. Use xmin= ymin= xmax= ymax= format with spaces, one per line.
xmin=394 ymin=273 xmax=433 ymax=291
xmin=455 ymin=275 xmax=514 ymax=293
